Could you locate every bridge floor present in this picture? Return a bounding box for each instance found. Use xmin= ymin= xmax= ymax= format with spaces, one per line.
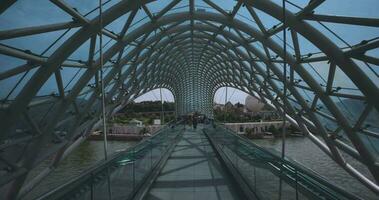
xmin=145 ymin=126 xmax=243 ymax=200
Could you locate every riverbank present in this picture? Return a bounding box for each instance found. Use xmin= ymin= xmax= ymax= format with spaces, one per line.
xmin=87 ymin=133 xmax=146 ymax=141
xmin=242 ymin=131 xmax=304 ymax=139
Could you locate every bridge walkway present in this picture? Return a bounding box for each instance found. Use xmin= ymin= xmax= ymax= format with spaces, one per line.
xmin=145 ymin=126 xmax=243 ymax=200
xmin=36 ymin=123 xmax=361 ymax=200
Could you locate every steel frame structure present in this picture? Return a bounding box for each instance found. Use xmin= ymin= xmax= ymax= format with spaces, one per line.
xmin=0 ymin=0 xmax=379 ymax=198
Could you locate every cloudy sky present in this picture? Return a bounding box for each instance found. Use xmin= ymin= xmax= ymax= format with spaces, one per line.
xmin=134 ymin=87 xmax=249 ymax=104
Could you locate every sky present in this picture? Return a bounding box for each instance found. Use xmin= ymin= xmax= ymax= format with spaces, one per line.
xmin=1 ymin=0 xmax=378 ymax=101
xmin=134 ymin=87 xmax=249 ymax=104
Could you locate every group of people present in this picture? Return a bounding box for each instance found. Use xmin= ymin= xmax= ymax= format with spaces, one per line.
xmin=184 ymin=113 xmax=198 ymax=129
xmin=176 ymin=113 xmax=214 ymax=130
xmin=179 ymin=113 xmax=200 ymax=130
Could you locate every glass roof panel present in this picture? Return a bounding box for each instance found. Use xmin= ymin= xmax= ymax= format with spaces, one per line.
xmin=1 ymin=1 xmax=72 ymax=30
xmin=2 ymin=30 xmax=70 ymax=55
xmin=65 ymin=0 xmax=97 ymax=16
xmin=36 ymin=73 xmax=59 ymax=96
xmin=0 ymin=54 xmax=25 ymax=72
xmin=315 ymin=0 xmax=379 ymax=18
xmin=0 ymin=67 xmax=38 ymax=100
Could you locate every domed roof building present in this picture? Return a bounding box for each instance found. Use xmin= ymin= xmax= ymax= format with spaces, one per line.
xmin=245 ymin=95 xmax=265 ymax=113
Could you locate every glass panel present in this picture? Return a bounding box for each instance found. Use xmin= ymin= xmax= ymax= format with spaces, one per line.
xmin=204 ymin=125 xmax=360 ymax=200
xmin=33 ymin=125 xmax=181 ymax=199
xmin=1 ymin=1 xmax=72 ymax=30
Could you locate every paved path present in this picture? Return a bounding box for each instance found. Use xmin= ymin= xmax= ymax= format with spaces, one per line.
xmin=145 ymin=126 xmax=243 ymax=200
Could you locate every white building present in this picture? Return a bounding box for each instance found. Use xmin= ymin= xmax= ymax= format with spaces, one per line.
xmin=224 ymin=121 xmax=289 ymax=134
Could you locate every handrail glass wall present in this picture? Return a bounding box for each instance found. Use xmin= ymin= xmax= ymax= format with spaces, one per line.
xmin=204 ymin=125 xmax=361 ymax=200
xmin=37 ymin=123 xmax=182 ymax=200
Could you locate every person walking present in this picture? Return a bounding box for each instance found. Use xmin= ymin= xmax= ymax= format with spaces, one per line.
xmin=192 ymin=114 xmax=198 ymax=130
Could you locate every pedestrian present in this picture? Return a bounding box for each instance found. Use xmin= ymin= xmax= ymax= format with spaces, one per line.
xmin=193 ymin=114 xmax=198 ymax=130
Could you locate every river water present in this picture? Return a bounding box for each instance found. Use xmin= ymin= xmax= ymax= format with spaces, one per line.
xmin=24 ymin=140 xmax=136 ymax=200
xmin=252 ymin=137 xmax=377 ymax=199
xmin=25 ymin=136 xmax=377 ymax=199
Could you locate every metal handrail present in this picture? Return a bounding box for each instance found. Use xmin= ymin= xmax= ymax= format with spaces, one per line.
xmin=37 ymin=121 xmax=180 ymax=200
xmin=206 ymin=124 xmax=362 ymax=200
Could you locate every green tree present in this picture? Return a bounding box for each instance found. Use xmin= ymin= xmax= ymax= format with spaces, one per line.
xmin=268 ymin=125 xmax=279 ymax=136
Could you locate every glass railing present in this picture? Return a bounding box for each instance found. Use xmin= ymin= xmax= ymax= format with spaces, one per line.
xmin=37 ymin=122 xmax=183 ymax=200
xmin=204 ymin=124 xmax=361 ymax=200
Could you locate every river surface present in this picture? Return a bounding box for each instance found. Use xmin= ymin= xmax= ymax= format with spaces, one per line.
xmin=25 ymin=136 xmax=377 ymax=199
xmin=24 ymin=140 xmax=136 ymax=200
xmin=252 ymin=137 xmax=377 ymax=199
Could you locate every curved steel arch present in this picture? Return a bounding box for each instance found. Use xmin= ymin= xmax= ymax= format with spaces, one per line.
xmin=1 ymin=0 xmax=379 ymax=198
xmin=117 ymin=17 xmax=379 ymax=188
xmin=115 ymin=25 xmax=379 ymax=191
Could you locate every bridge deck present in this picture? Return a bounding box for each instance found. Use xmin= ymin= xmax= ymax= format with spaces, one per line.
xmin=145 ymin=126 xmax=243 ymax=200
xmin=35 ymin=124 xmax=359 ymax=200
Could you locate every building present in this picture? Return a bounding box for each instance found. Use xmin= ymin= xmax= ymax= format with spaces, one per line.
xmin=225 ymin=121 xmax=289 ymax=135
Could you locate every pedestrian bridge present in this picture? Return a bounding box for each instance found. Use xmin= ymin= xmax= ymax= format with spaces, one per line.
xmin=36 ymin=123 xmax=360 ymax=200
xmin=0 ymin=0 xmax=379 ymax=199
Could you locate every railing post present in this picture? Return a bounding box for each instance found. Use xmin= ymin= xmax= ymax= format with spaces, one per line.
xmin=106 ymin=167 xmax=112 ymax=200
xmin=150 ymin=139 xmax=153 ymax=170
xmin=235 ymin=139 xmax=239 ymax=170
xmin=254 ymin=166 xmax=257 ymax=192
xmin=233 ymin=137 xmax=237 ymax=168
xmin=91 ymin=173 xmax=94 ymax=200
xmin=132 ymin=149 xmax=135 ymax=190
xmin=278 ymin=161 xmax=284 ymax=200
xmin=295 ymin=169 xmax=299 ymax=200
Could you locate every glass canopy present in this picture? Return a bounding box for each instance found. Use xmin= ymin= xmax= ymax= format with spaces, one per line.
xmin=0 ymin=0 xmax=378 ymax=198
